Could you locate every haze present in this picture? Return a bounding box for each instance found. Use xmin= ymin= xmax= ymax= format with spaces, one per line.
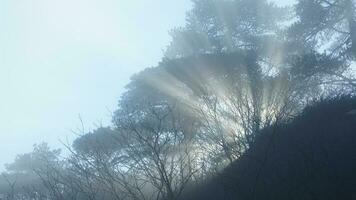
xmin=0 ymin=0 xmax=294 ymax=170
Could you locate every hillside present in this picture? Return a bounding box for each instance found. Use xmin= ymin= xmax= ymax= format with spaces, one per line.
xmin=181 ymin=96 xmax=356 ymax=200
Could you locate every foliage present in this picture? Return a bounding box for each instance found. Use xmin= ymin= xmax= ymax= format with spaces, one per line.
xmin=289 ymin=0 xmax=356 ymax=58
xmin=165 ymin=0 xmax=289 ymax=58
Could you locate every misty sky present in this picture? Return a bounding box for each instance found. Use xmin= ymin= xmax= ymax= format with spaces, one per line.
xmin=0 ymin=0 xmax=295 ymax=170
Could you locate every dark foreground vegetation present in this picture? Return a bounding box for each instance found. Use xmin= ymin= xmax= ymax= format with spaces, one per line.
xmin=180 ymin=96 xmax=356 ymax=200
xmin=1 ymin=0 xmax=356 ymax=199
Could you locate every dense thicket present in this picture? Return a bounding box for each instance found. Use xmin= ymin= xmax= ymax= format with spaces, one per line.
xmin=180 ymin=96 xmax=356 ymax=200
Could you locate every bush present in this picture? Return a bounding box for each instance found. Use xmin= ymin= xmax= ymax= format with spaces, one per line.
xmin=181 ymin=96 xmax=356 ymax=200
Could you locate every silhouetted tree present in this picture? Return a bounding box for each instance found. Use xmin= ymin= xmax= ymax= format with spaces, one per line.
xmin=290 ymin=0 xmax=356 ymax=58
xmin=287 ymin=0 xmax=356 ymax=90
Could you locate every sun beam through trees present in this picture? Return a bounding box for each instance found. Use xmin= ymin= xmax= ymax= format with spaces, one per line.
xmin=1 ymin=0 xmax=356 ymax=199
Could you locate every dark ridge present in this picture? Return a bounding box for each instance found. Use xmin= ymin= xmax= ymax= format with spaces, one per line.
xmin=180 ymin=96 xmax=356 ymax=200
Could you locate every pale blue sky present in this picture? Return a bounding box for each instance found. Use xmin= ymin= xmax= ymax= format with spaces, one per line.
xmin=0 ymin=0 xmax=294 ymax=169
xmin=0 ymin=0 xmax=192 ymax=169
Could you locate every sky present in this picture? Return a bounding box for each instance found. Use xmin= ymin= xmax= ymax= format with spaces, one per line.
xmin=0 ymin=0 xmax=295 ymax=170
xmin=0 ymin=0 xmax=192 ymax=169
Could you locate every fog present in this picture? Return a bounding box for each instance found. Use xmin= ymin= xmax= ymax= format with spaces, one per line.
xmin=0 ymin=0 xmax=191 ymax=169
xmin=3 ymin=0 xmax=356 ymax=200
xmin=0 ymin=0 xmax=295 ymax=170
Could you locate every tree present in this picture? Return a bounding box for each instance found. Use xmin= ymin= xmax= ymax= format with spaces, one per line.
xmin=290 ymin=0 xmax=356 ymax=58
xmin=166 ymin=0 xmax=356 ymax=91
xmin=112 ymin=80 xmax=203 ymax=200
xmin=2 ymin=143 xmax=70 ymax=200
xmin=287 ymin=0 xmax=356 ymax=90
xmin=116 ymin=51 xmax=311 ymax=174
xmin=68 ymin=97 xmax=202 ymax=200
xmin=165 ymin=0 xmax=289 ymax=59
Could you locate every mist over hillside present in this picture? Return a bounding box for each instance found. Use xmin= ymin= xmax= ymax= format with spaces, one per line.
xmin=1 ymin=0 xmax=356 ymax=199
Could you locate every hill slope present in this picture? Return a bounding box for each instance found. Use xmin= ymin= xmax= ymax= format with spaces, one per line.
xmin=181 ymin=96 xmax=356 ymax=200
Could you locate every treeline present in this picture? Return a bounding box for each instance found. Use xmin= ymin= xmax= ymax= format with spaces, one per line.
xmin=1 ymin=0 xmax=355 ymax=199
